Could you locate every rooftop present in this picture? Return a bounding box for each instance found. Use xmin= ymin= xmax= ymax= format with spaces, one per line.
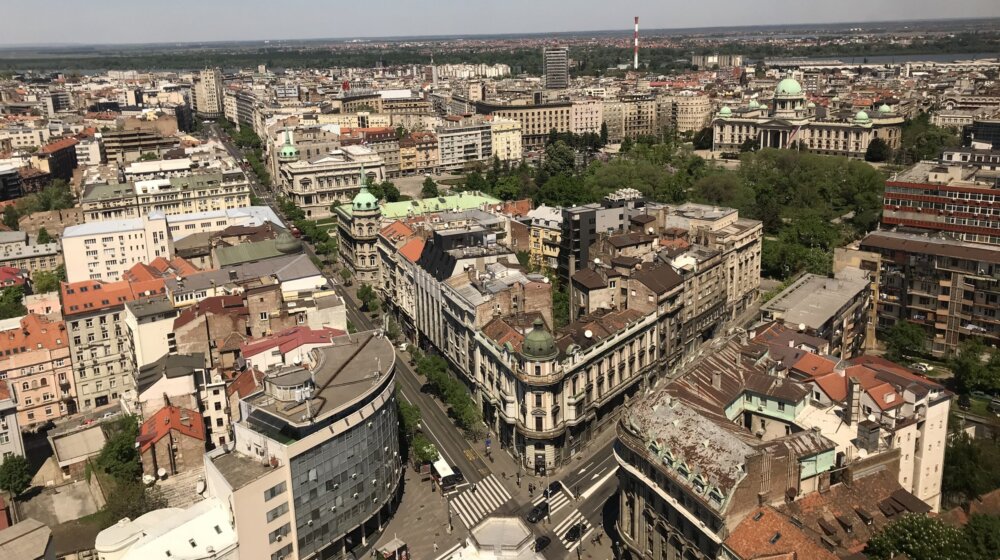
xmin=208 ymin=447 xmax=275 ymax=491
xmin=761 ymin=270 xmax=869 ymax=330
xmin=0 ymin=519 xmax=51 ymax=560
xmin=860 ymin=230 xmax=1000 ymax=265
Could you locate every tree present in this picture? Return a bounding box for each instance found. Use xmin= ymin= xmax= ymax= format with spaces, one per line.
xmin=739 ymin=137 xmax=758 ymax=153
xmin=542 ymin=141 xmax=576 ymax=178
xmin=357 ymin=284 xmax=375 ymax=309
xmin=692 ymin=127 xmax=714 ymax=150
xmin=866 ymin=514 xmax=965 ymax=560
xmin=36 ymin=228 xmax=52 ymax=245
xmin=96 ymin=416 xmax=141 ymax=481
xmin=883 ymin=321 xmax=926 ymax=362
xmin=865 ymin=137 xmax=892 ymax=162
xmin=421 ymin=177 xmax=439 ymax=199
xmin=2 ymin=206 xmax=18 ymax=230
xmin=339 ymin=268 xmax=352 ymax=286
xmin=950 ymin=338 xmax=999 ymax=394
xmin=0 ymin=454 xmax=31 ymax=496
xmin=31 ymin=270 xmax=60 ymax=294
xmin=963 ymin=514 xmax=1000 ymax=560
xmin=599 ymin=122 xmax=609 ymax=146
xmin=382 ymin=181 xmax=401 ymax=202
xmin=620 ymin=137 xmax=633 ymax=153
xmin=412 ymin=434 xmax=438 ymax=464
xmin=0 ymin=286 xmax=27 ymax=320
xmin=942 ymin=432 xmax=1000 ymax=505
xmin=103 ymin=479 xmax=167 ymax=528
xmin=397 ymin=396 xmax=421 ymax=442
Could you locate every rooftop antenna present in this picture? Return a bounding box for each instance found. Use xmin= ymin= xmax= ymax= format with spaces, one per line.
xmin=633 ymin=17 xmax=640 ymax=71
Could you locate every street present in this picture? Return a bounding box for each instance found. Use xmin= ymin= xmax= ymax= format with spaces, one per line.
xmin=217 ymin=126 xmax=621 ymax=558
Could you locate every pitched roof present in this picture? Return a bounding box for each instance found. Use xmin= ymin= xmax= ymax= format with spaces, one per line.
xmin=724 ymin=506 xmax=838 ymax=560
xmin=0 ymin=518 xmax=51 ymax=560
xmin=631 ymin=262 xmax=683 ymax=295
xmin=572 ymin=268 xmax=606 ymax=290
xmin=61 ymin=277 xmax=167 ymax=317
xmin=379 ymin=220 xmax=415 ymax=242
xmin=227 ymin=368 xmax=265 ymax=399
xmin=173 ymin=295 xmax=248 ymax=330
xmin=398 ymin=238 xmax=425 ymax=263
xmin=137 ymin=406 xmax=205 ymax=453
xmin=0 ymin=314 xmax=68 ymax=355
xmin=241 ymin=326 xmax=344 ymax=358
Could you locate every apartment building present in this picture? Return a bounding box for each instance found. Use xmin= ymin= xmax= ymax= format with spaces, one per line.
xmin=489 ymin=117 xmax=522 ymax=163
xmin=61 ymin=276 xmax=168 ymax=412
xmin=398 ymin=131 xmax=439 ymax=175
xmin=664 ymin=92 xmax=713 ymax=133
xmin=602 ymin=95 xmax=659 ymax=141
xmin=0 ymin=381 xmax=25 ymax=461
xmin=193 ymin=68 xmax=224 ymax=119
xmin=473 ymin=98 xmax=572 ymax=148
xmin=62 ymin=214 xmax=174 ymax=283
xmin=570 ymin=99 xmax=604 ymax=135
xmin=882 ymin=148 xmax=1000 ymax=245
xmin=31 ymin=137 xmax=78 ymax=182
xmin=542 ymin=46 xmax=569 ymax=89
xmin=615 ymin=337 xmax=948 ymax=560
xmin=276 ymin=142 xmax=385 ymax=220
xmin=340 ymin=127 xmax=401 ymax=178
xmin=0 ymin=165 xmax=24 ymax=202
xmin=335 ymin=187 xmax=381 ymax=284
xmin=0 ymin=241 xmax=62 ymax=277
xmin=526 ymin=205 xmax=562 ymax=271
xmin=436 ymin=117 xmax=493 ymax=172
xmin=81 ymin=171 xmax=251 ymax=222
xmin=204 ymin=331 xmax=401 ymax=560
xmin=850 ymin=230 xmax=1000 ymax=357
xmin=0 ymin=314 xmax=76 ymax=426
xmin=101 ymin=129 xmax=178 ymax=164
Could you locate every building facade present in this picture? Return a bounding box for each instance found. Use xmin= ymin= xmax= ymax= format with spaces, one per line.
xmin=276 ymin=139 xmax=385 ymax=220
xmin=543 ymin=46 xmax=569 ymax=89
xmin=81 ymin=172 xmax=251 ymax=222
xmin=0 ymin=314 xmax=76 ymax=427
xmin=62 ymin=214 xmax=174 ymax=283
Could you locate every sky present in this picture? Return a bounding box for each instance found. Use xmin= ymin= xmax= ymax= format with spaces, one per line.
xmin=5 ymin=0 xmax=1000 ymax=45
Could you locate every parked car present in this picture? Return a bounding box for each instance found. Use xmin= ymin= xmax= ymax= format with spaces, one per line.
xmin=526 ymin=502 xmax=549 ymax=523
xmin=543 ymin=480 xmax=562 ymax=498
xmin=565 ymin=522 xmax=586 ymax=542
xmin=958 ymin=394 xmax=971 ymax=411
xmin=533 ymin=536 xmax=551 ymax=552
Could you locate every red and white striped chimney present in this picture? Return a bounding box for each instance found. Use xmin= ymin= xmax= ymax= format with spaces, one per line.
xmin=634 ymin=17 xmax=640 ymax=70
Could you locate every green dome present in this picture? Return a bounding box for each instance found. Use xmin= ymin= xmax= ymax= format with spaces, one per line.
xmin=718 ymin=106 xmax=732 ymax=117
xmin=521 ymin=318 xmax=558 ymax=361
xmin=878 ymin=103 xmax=893 ymax=114
xmin=807 ymin=101 xmax=816 ymax=108
xmin=854 ymin=110 xmax=871 ymax=123
xmin=352 ymin=186 xmax=378 ymax=211
xmin=277 ymin=130 xmax=299 ymax=161
xmin=275 ymin=231 xmax=302 ymax=254
xmin=748 ymin=99 xmax=760 ymax=109
xmin=832 ymin=95 xmax=840 ymax=102
xmin=775 ymin=78 xmax=802 ymax=96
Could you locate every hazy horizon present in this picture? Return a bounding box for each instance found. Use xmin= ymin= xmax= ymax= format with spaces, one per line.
xmin=3 ymin=0 xmax=1000 ymax=46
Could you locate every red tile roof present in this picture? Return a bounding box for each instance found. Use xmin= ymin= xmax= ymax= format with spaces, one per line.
xmin=0 ymin=267 xmax=27 ymax=287
xmin=173 ymin=295 xmax=248 ymax=330
xmin=241 ymin=326 xmax=344 ymax=358
xmin=61 ymin=277 xmax=167 ymax=317
xmin=137 ymin=405 xmax=205 ymax=453
xmin=227 ymin=367 xmax=265 ymax=399
xmin=791 ymin=353 xmax=838 ymax=379
xmin=398 ymin=238 xmax=425 ymax=263
xmin=380 ymin=220 xmax=415 ymax=242
xmin=0 ymin=314 xmax=68 ymax=354
xmin=724 ymin=506 xmax=838 ymax=560
xmin=36 ymin=137 xmax=79 ymax=155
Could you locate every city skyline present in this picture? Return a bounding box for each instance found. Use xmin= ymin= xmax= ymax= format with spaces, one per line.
xmin=2 ymin=0 xmax=1000 ymax=46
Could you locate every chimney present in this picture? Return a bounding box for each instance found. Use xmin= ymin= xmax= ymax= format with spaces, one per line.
xmin=712 ymin=370 xmax=722 ymax=390
xmin=846 ymin=377 xmax=862 ymax=425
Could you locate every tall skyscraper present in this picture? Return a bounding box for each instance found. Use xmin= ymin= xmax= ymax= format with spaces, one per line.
xmin=192 ymin=67 xmax=223 ymax=118
xmin=542 ymin=46 xmax=569 ymax=89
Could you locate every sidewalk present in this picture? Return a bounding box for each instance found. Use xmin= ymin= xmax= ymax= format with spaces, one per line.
xmin=373 ymin=465 xmax=465 ymax=559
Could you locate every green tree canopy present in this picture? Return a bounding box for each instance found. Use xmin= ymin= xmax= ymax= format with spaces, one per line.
xmin=883 ymin=321 xmax=926 ymax=362
xmin=421 ymin=177 xmax=439 ymax=199
xmin=0 ymin=286 xmax=27 ymax=320
xmin=96 ymin=416 xmax=141 ymax=481
xmin=865 ymin=137 xmax=892 ymax=162
xmin=866 ymin=514 xmax=965 ymax=560
xmin=36 ymin=227 xmax=52 ymax=245
xmin=0 ymin=454 xmax=31 ymax=496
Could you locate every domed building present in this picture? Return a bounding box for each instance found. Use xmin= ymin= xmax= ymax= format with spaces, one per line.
xmin=712 ymin=77 xmax=903 ymax=158
xmin=336 ymin=168 xmax=382 ymax=284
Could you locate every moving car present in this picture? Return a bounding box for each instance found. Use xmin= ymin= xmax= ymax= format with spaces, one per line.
xmin=565 ymin=522 xmax=586 ymax=542
xmin=543 ymin=480 xmax=562 ymax=498
xmin=526 ymin=502 xmax=549 ymax=523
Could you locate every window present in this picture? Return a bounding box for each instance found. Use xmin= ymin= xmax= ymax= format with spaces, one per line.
xmin=259 ymin=312 xmax=269 ymax=320
xmin=777 ymin=402 xmax=786 ymax=412
xmin=264 ymin=482 xmax=286 ymax=501
xmin=265 ymin=501 xmax=288 ymax=522
xmin=534 ymin=393 xmax=542 ymax=407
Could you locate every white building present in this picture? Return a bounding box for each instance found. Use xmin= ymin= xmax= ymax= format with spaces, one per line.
xmin=442 ymin=517 xmax=545 ymax=560
xmin=94 ymin=498 xmax=237 ymax=560
xmin=0 ymin=381 xmax=26 ymax=462
xmin=570 ymin=99 xmax=604 ymax=135
xmin=62 ymin=214 xmax=173 ymax=283
xmin=437 ymin=119 xmax=493 ymax=172
xmin=193 ymin=68 xmax=224 ymax=119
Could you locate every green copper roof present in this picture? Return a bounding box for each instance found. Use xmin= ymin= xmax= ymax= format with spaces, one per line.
xmin=775 ymin=78 xmax=802 ymax=96
xmin=277 ymin=130 xmax=299 ymax=161
xmin=854 ymin=110 xmax=871 ymax=122
xmin=336 ymin=191 xmax=502 ymax=220
xmin=521 ymin=318 xmax=558 ymax=361
xmin=352 ymin=186 xmax=379 ymax=211
xmin=878 ymin=103 xmax=892 ymax=114
xmin=718 ymin=106 xmax=732 ymax=117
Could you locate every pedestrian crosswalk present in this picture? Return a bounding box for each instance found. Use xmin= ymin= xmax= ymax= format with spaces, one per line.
xmin=531 ymin=487 xmax=571 ymax=516
xmin=448 ymin=474 xmax=512 ymax=529
xmin=554 ymin=509 xmax=594 ymax=552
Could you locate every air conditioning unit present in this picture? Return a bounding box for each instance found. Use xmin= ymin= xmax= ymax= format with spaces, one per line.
xmin=276 ymin=535 xmax=283 ymax=542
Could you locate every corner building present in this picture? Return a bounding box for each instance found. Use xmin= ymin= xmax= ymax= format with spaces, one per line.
xmin=205 ymin=331 xmax=401 ymax=560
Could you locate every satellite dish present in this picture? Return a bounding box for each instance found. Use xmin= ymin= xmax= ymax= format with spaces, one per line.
xmin=157 ymin=467 xmax=167 ymax=479
xmin=648 ymin=227 xmax=654 ymax=234
xmin=196 ymin=479 xmax=206 ymax=494
xmin=542 ymin=277 xmax=550 ymax=284
xmin=867 ymin=414 xmax=876 ymax=423
xmin=593 ymin=258 xmax=601 ymax=265
xmin=293 ymin=355 xmax=302 ymax=365
xmin=798 ymin=323 xmax=806 ymax=332
xmin=584 ymin=330 xmax=593 ymax=339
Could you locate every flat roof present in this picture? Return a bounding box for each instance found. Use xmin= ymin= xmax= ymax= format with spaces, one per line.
xmin=245 ymin=331 xmax=395 ymax=426
xmin=761 ymin=271 xmax=869 ymax=329
xmin=209 ymin=450 xmax=275 ymax=491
